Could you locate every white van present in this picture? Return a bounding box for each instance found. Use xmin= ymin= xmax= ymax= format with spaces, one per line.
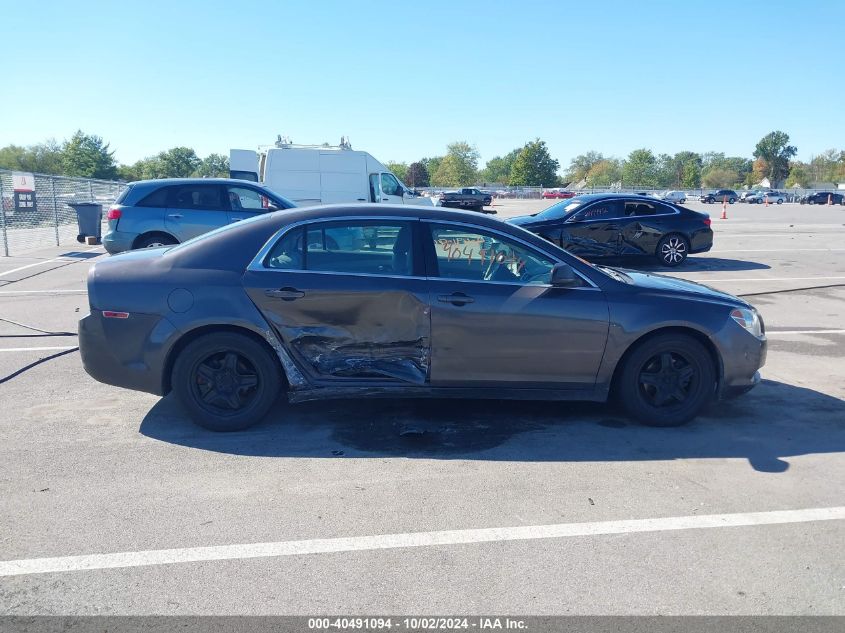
xmin=230 ymin=140 xmax=435 ymax=207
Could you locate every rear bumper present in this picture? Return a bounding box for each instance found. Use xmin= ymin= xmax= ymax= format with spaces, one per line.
xmin=102 ymin=230 xmax=138 ymax=254
xmin=79 ymin=310 xmax=177 ymax=396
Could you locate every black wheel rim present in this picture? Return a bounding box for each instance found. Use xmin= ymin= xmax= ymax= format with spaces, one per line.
xmin=190 ymin=351 xmax=260 ymax=415
xmin=638 ymin=351 xmax=697 ymax=408
xmin=661 ymin=236 xmax=686 ymax=264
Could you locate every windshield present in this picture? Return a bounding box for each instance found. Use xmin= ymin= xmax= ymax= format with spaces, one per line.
xmin=534 ymin=199 xmax=585 ymax=221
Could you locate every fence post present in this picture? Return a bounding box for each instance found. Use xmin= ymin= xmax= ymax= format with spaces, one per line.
xmin=51 ymin=177 xmax=60 ymax=246
xmin=0 ymin=177 xmax=8 ymax=256
xmin=88 ymin=181 xmax=94 ymax=201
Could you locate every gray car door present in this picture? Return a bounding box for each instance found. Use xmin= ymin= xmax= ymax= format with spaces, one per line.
xmin=242 ymin=219 xmax=431 ymax=385
xmin=164 ymin=184 xmax=229 ymax=241
xmin=424 ymin=222 xmax=609 ymax=388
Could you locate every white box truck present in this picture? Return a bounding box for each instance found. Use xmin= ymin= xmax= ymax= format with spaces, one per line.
xmin=229 ymin=138 xmax=435 ymax=207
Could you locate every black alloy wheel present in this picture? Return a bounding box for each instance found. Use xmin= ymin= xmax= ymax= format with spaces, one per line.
xmin=173 ymin=332 xmax=282 ymax=431
xmin=617 ymin=333 xmax=716 ymax=427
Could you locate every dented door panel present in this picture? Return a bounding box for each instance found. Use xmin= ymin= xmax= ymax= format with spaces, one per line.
xmin=243 ymin=270 xmax=430 ymax=384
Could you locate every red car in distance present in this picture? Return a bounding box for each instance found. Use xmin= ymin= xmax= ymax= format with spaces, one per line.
xmin=542 ymin=189 xmax=575 ymax=199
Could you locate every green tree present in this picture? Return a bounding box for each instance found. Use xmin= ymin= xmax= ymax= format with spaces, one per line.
xmin=585 ymin=159 xmax=622 ymax=187
xmin=509 ymin=139 xmax=560 ymax=186
xmin=702 ymin=167 xmax=739 ymax=189
xmin=753 ymin=131 xmax=797 ymax=184
xmin=0 ymin=140 xmax=64 ymax=175
xmin=386 ymin=161 xmax=409 ymax=183
xmin=421 ymin=156 xmax=443 ymax=182
xmin=622 ymin=148 xmax=658 ymax=187
xmin=431 ymin=142 xmax=479 ymax=186
xmin=662 ymin=151 xmax=702 ymax=188
xmin=786 ymin=162 xmax=812 ymax=188
xmin=194 ymin=153 xmax=229 ymax=178
xmin=405 ymin=161 xmax=429 ymax=187
xmin=156 ymin=147 xmax=201 ymax=178
xmin=565 ymin=151 xmax=604 ymax=183
xmin=480 ymin=148 xmax=520 ymax=184
xmin=61 ymin=130 xmax=118 ymax=179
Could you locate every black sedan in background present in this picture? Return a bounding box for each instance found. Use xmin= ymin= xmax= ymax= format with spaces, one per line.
xmin=80 ymin=204 xmax=764 ymax=432
xmin=508 ymin=194 xmax=713 ymax=266
xmin=800 ymin=192 xmax=844 ymax=205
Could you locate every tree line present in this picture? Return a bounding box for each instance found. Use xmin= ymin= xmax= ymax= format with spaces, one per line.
xmin=2 ymin=130 xmax=843 ymax=190
xmin=0 ymin=130 xmax=229 ymax=181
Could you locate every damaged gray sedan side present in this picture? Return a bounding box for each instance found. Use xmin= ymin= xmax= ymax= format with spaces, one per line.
xmin=80 ymin=204 xmax=766 ymax=432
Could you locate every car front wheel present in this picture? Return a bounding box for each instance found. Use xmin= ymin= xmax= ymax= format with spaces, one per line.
xmin=172 ymin=332 xmax=282 ymax=431
xmin=617 ymin=334 xmax=716 ymax=427
xmin=657 ymin=234 xmax=688 ymax=267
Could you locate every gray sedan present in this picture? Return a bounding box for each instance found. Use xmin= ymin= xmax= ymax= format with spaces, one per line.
xmin=80 ymin=205 xmax=766 ymax=432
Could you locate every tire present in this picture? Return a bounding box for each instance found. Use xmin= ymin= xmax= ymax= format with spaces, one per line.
xmin=616 ymin=333 xmax=716 ymax=427
xmin=135 ymin=233 xmax=178 ymax=249
xmin=656 ymin=234 xmax=689 ymax=267
xmin=776 ymin=199 xmax=783 ymax=204
xmin=172 ymin=332 xmax=282 ymax=432
xmin=729 ymin=197 xmax=736 ymax=204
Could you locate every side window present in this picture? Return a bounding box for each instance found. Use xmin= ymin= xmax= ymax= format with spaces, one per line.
xmin=265 ymin=227 xmax=303 ymax=270
xmin=166 ymin=185 xmax=225 ymax=211
xmin=571 ymin=200 xmax=624 ymax=221
xmin=227 ymin=186 xmax=270 ymax=211
xmin=304 ymin=221 xmax=414 ymax=276
xmin=136 ymin=187 xmax=170 ymax=208
xmin=624 ymin=200 xmax=657 ymax=216
xmin=429 ymin=224 xmax=562 ymax=286
xmin=381 ymin=173 xmax=402 ymax=196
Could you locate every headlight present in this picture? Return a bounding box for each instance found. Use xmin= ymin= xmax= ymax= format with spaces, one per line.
xmin=730 ymin=308 xmax=764 ymax=338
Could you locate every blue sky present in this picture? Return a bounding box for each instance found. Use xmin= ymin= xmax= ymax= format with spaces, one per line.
xmin=3 ymin=0 xmax=842 ymax=169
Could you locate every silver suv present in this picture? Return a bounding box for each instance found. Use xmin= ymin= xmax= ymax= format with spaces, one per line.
xmin=103 ymin=178 xmax=295 ymax=254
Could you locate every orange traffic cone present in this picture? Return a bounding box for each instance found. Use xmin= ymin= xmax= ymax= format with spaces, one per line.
xmin=721 ymin=200 xmax=728 ymax=219
xmin=828 ymin=194 xmax=833 ymax=206
xmin=764 ymin=194 xmax=769 ymax=207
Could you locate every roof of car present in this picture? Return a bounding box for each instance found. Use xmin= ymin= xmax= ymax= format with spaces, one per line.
xmin=127 ymin=178 xmax=261 ymax=187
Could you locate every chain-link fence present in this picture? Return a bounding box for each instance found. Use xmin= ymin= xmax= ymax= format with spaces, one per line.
xmin=0 ymin=169 xmax=127 ymax=256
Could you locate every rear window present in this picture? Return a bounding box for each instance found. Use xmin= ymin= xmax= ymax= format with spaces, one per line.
xmin=114 ymin=185 xmax=133 ymax=204
xmin=136 ymin=187 xmax=170 ymax=208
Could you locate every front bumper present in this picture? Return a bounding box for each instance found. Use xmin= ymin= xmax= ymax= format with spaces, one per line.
xmin=102 ymin=230 xmax=138 ymax=255
xmin=716 ymin=328 xmax=767 ymax=398
xmin=79 ymin=310 xmax=177 ymax=396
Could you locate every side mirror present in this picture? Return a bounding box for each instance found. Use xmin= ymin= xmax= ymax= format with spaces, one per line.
xmin=266 ymin=204 xmax=280 ymax=212
xmin=550 ymin=262 xmax=580 ymax=288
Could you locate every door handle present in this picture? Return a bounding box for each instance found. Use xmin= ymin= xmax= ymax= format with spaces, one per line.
xmin=167 ymin=213 xmax=183 ymax=219
xmin=265 ymin=287 xmax=305 ymax=301
xmin=437 ymin=292 xmax=474 ymax=306
xmin=230 ymin=217 xmax=244 ymax=222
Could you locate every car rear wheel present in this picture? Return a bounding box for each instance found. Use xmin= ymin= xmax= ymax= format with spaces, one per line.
xmin=656 ymin=234 xmax=688 ymax=267
xmin=617 ymin=334 xmax=716 ymax=427
xmin=172 ymin=332 xmax=282 ymax=432
xmin=777 ymin=199 xmax=783 ymax=204
xmin=135 ymin=233 xmax=178 ymax=249
xmin=729 ymin=197 xmax=736 ymax=204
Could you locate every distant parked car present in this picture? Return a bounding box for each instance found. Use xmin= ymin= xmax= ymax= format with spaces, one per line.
xmin=661 ymin=191 xmax=687 ymax=204
xmin=740 ymin=190 xmax=765 ymax=202
xmin=508 ymin=193 xmax=713 ymax=267
xmin=745 ymin=191 xmax=785 ymax=204
xmin=438 ymin=188 xmax=493 ymax=212
xmin=542 ymin=189 xmax=575 ymax=199
xmin=800 ymin=192 xmax=845 ymax=205
xmin=103 ymin=178 xmax=296 ymax=254
xmin=701 ymin=189 xmax=738 ymax=204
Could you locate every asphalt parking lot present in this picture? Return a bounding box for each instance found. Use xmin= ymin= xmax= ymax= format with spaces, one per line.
xmin=1 ymin=199 xmax=843 ymax=615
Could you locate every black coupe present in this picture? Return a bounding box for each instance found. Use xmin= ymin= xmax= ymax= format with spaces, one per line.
xmin=508 ymin=194 xmax=713 ymax=267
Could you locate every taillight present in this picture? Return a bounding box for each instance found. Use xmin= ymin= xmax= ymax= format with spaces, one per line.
xmin=103 ymin=311 xmax=129 ymax=319
xmin=107 ymin=207 xmax=122 ymax=220
xmin=703 ymin=217 xmax=711 ymax=227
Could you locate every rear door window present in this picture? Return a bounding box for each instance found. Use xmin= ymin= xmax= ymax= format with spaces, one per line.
xmin=166 ymin=185 xmax=226 ymax=211
xmin=136 ymin=187 xmax=170 ymax=208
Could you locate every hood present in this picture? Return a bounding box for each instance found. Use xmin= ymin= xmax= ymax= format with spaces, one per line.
xmin=619 ymin=269 xmax=749 ymax=307
xmin=506 ymin=214 xmax=539 ymax=227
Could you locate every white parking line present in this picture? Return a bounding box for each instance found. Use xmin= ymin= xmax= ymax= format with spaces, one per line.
xmin=0 ymin=290 xmax=86 ymax=295
xmin=1 ymin=506 xmax=842 ymax=577
xmin=0 ymin=258 xmax=67 ymax=277
xmin=678 ymin=276 xmax=845 ymax=282
xmin=766 ymin=329 xmax=845 ymax=336
xmin=0 ymin=346 xmax=78 ymax=353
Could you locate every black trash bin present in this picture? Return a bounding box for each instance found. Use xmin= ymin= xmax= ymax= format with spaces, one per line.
xmin=68 ymin=202 xmax=103 ymax=244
